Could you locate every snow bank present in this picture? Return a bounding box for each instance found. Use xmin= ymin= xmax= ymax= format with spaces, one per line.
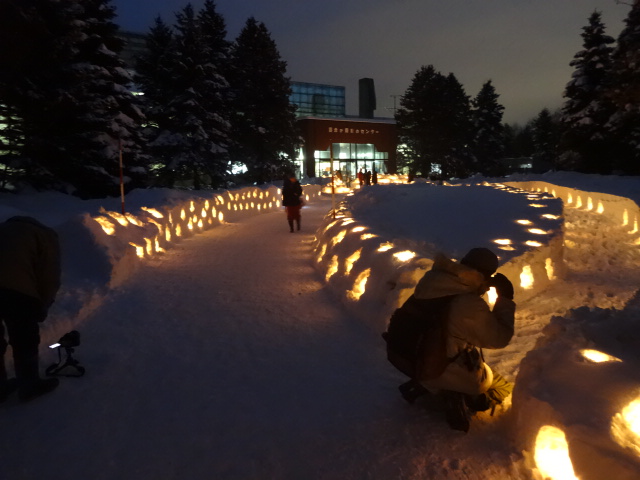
xmin=312 ymin=182 xmax=564 ymax=330
xmin=0 ymin=184 xmax=322 ymax=336
xmin=86 ymin=184 xmax=322 ymax=288
xmin=313 ymin=176 xmax=640 ymax=479
xmin=513 ymin=297 xmax=640 ymax=480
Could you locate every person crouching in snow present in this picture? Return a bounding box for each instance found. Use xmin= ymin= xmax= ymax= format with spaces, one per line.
xmin=282 ymin=173 xmax=303 ymax=233
xmin=390 ymin=247 xmax=515 ymax=432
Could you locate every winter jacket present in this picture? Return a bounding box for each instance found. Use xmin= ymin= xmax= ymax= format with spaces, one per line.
xmin=282 ymin=179 xmax=303 ymax=207
xmin=0 ymin=216 xmax=61 ymax=308
xmin=414 ymin=253 xmax=515 ymax=395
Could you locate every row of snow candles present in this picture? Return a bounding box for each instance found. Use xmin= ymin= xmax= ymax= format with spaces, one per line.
xmin=318 ymin=190 xmax=561 ymax=304
xmin=92 ymin=189 xmax=285 ymax=258
xmin=487 ymin=185 xmax=640 ymax=477
xmin=490 ymin=182 xmax=640 ymax=239
xmin=322 ymin=174 xmax=408 ymax=194
xmin=535 ymin=350 xmax=640 ymax=480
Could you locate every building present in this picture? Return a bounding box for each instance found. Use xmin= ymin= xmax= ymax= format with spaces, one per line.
xmin=291 ymin=79 xmax=397 ymax=181
xmin=118 ymin=32 xmax=398 ymax=181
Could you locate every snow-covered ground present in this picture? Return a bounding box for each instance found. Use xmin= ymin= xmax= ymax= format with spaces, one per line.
xmin=1 ymin=171 xmax=640 ymax=479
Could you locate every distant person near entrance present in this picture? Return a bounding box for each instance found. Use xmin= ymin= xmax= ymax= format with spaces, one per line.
xmin=282 ymin=173 xmax=303 ymax=233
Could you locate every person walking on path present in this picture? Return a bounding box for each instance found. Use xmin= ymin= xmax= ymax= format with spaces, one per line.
xmin=0 ymin=216 xmax=61 ymax=403
xmin=282 ymin=173 xmax=303 ymax=233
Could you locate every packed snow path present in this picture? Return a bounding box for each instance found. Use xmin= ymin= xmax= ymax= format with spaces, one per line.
xmin=2 ymin=193 xmax=640 ymax=480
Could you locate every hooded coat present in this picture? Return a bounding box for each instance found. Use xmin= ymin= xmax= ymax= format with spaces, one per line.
xmin=0 ymin=216 xmax=61 ymax=308
xmin=414 ymin=254 xmax=515 ymax=395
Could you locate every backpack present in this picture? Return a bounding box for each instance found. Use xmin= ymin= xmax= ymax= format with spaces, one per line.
xmin=382 ymin=294 xmax=456 ymax=381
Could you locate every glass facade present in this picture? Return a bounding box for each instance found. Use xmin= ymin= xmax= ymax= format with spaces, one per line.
xmin=290 ymin=82 xmax=346 ymax=118
xmin=311 ymin=143 xmax=388 ymax=180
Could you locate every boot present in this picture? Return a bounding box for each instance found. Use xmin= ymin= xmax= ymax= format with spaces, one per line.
xmin=398 ymin=380 xmax=428 ymax=404
xmin=18 ymin=377 xmax=59 ymax=403
xmin=15 ymin=355 xmax=59 ymax=403
xmin=443 ymin=391 xmax=471 ymax=433
xmin=296 ymin=219 xmax=300 ymax=231
xmin=288 ymin=219 xmax=294 ymax=233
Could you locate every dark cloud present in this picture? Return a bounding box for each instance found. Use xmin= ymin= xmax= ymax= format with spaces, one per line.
xmin=112 ymin=0 xmax=630 ymax=124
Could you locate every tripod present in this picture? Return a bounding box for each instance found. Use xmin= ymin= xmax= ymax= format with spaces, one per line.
xmin=46 ymin=345 xmax=85 ymax=377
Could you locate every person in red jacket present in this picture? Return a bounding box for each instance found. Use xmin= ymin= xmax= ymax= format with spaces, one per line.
xmin=282 ymin=173 xmax=303 ymax=233
xmin=0 ymin=216 xmax=61 ymax=403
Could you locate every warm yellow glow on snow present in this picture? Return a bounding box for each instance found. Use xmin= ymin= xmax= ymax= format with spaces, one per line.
xmin=529 ymin=203 xmax=546 ymax=208
xmin=129 ymin=243 xmax=144 ymax=258
xmin=623 ymin=209 xmax=629 ymax=226
xmin=326 ymin=255 xmax=339 ymax=281
xmin=545 ymin=258 xmax=555 ymax=280
xmin=580 ymin=349 xmax=622 ymax=363
xmin=331 ymin=230 xmax=347 ymax=247
xmin=348 ymin=268 xmax=371 ymax=300
xmin=526 ymin=240 xmax=543 ymax=247
xmin=542 ymin=214 xmax=561 ymax=220
xmin=377 ymin=242 xmax=394 ymax=252
xmin=516 ymin=219 xmax=532 ymax=225
xmin=520 ymin=265 xmax=534 ymax=289
xmin=345 ymin=248 xmax=362 ymax=274
xmin=352 ymin=226 xmax=366 ymax=233
xmin=534 ymin=425 xmax=579 ymax=480
xmin=94 ymin=217 xmax=116 ymax=235
xmin=316 ymin=244 xmax=327 ymax=263
xmin=612 ymin=395 xmax=640 ymax=457
xmin=575 ymin=196 xmax=583 ymax=209
xmin=528 ymin=228 xmax=548 ymax=235
xmin=361 ymin=234 xmax=377 ymax=240
xmin=486 ymin=287 xmax=497 ymax=307
xmin=141 ymin=207 xmax=164 ymax=218
xmin=393 ymin=250 xmax=416 ymax=262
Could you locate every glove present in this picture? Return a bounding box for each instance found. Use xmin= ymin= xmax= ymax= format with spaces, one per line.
xmin=490 ymin=273 xmax=514 ymax=300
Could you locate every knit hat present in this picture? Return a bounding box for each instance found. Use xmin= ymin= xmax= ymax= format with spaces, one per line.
xmin=460 ymin=248 xmax=499 ymax=277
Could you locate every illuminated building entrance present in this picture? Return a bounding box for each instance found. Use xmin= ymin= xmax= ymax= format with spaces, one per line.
xmin=296 ymin=117 xmax=397 ymax=182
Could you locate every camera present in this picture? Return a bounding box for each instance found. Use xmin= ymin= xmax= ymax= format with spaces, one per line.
xmin=46 ymin=330 xmax=85 ymax=377
xmin=49 ymin=330 xmax=80 ymax=350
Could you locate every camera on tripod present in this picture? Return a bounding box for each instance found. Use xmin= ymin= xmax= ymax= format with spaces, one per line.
xmin=49 ymin=330 xmax=80 ymax=350
xmin=46 ymin=330 xmax=85 ymax=377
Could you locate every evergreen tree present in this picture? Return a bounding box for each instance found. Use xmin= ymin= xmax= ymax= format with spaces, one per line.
xmin=62 ymin=0 xmax=149 ymax=197
xmin=532 ymin=108 xmax=560 ymax=170
xmin=559 ymin=10 xmax=615 ymax=173
xmin=137 ymin=3 xmax=232 ymax=189
xmin=395 ymin=65 xmax=473 ymax=180
xmin=0 ymin=0 xmax=82 ymax=191
xmin=196 ymin=0 xmax=232 ymax=187
xmin=228 ymin=17 xmax=299 ymax=184
xmin=605 ymin=0 xmax=640 ymax=174
xmin=0 ymin=0 xmax=148 ymax=197
xmin=503 ymin=123 xmax=535 ymax=159
xmin=471 ymin=80 xmax=505 ymax=176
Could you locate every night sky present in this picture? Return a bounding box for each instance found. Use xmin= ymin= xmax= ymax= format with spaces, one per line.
xmin=110 ymin=0 xmax=630 ymax=125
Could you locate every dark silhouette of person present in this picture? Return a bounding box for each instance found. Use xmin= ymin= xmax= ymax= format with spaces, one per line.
xmin=282 ymin=173 xmax=303 ymax=232
xmin=0 ymin=216 xmax=61 ymax=403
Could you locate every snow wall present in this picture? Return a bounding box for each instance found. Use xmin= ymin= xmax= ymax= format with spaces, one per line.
xmin=45 ymin=184 xmax=323 ymax=338
xmin=313 ymin=182 xmax=566 ymax=332
xmin=313 ymin=180 xmax=640 ymax=480
xmin=502 ymin=181 xmax=640 ymax=480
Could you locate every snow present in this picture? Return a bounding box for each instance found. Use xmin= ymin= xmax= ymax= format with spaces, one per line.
xmin=2 ymin=172 xmax=640 ymax=479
